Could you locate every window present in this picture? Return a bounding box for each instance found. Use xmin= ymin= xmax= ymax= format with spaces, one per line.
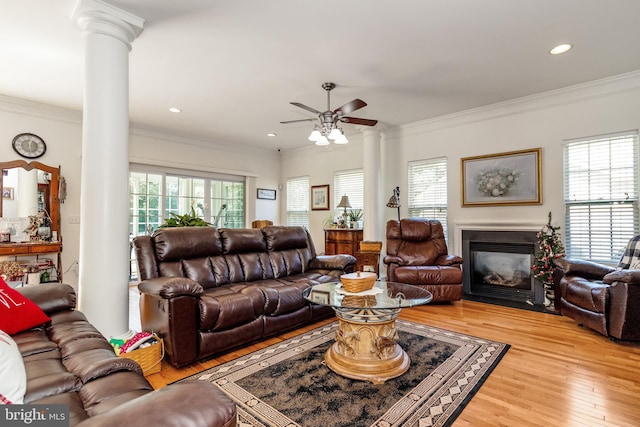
xmin=563 ymin=131 xmax=639 ymax=263
xmin=408 ymin=157 xmax=448 ymax=237
xmin=333 ymin=169 xmax=364 ymax=219
xmin=286 ymin=176 xmax=309 ymax=226
xmin=129 ymin=165 xmax=245 ymax=237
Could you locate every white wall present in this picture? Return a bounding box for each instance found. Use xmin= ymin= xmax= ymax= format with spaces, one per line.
xmin=281 ymin=71 xmax=640 ymax=255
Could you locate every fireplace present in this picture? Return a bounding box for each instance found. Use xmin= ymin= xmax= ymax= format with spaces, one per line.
xmin=461 ymin=229 xmax=546 ymax=309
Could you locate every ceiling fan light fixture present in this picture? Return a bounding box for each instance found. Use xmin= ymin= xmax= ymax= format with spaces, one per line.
xmin=315 ymin=135 xmax=330 ymax=146
xmin=308 ymin=130 xmax=322 ymax=141
xmin=334 ymin=133 xmax=349 ymax=144
xmin=328 ymin=127 xmax=342 ymax=140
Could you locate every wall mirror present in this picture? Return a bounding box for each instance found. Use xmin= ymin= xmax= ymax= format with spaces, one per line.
xmin=0 ymin=160 xmax=61 ymax=241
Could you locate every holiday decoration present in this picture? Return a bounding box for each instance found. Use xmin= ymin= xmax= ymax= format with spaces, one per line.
xmin=532 ymin=212 xmax=565 ymax=306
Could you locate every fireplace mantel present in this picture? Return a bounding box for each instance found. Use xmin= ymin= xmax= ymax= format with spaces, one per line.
xmin=453 ymin=222 xmax=540 ymax=255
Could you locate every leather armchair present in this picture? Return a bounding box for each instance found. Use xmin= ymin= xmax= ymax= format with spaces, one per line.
xmin=553 ymin=258 xmax=640 ymax=341
xmin=383 ymin=219 xmax=463 ymax=302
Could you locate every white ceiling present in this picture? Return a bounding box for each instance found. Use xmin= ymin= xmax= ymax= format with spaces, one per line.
xmin=2 ymin=0 xmax=640 ymax=152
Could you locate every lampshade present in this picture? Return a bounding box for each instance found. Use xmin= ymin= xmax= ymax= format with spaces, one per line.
xmin=315 ymin=135 xmax=330 ymax=146
xmin=334 ymin=133 xmax=349 ymax=144
xmin=328 ymin=128 xmax=342 ymax=140
xmin=386 ymin=195 xmax=399 ymax=208
xmin=337 ymin=195 xmax=352 ymax=209
xmin=308 ymin=130 xmax=322 ymax=142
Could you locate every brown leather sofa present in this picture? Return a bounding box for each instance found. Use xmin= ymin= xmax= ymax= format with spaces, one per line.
xmin=553 ymin=258 xmax=640 ymax=340
xmin=134 ymin=225 xmax=356 ymax=368
xmin=383 ymin=219 xmax=463 ymax=302
xmin=13 ymin=282 xmax=237 ymax=427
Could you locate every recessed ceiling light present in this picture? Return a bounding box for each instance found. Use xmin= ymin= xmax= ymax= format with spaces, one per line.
xmin=550 ymin=44 xmax=572 ymax=55
xmin=266 ymin=132 xmax=277 ymax=137
xmin=169 ymin=107 xmax=182 ymax=113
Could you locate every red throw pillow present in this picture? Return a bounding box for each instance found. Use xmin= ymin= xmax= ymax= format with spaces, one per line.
xmin=0 ymin=278 xmax=51 ymax=335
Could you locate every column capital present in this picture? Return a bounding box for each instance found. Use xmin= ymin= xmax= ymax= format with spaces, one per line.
xmin=72 ymin=0 xmax=144 ymax=50
xmin=358 ymin=122 xmax=388 ymax=139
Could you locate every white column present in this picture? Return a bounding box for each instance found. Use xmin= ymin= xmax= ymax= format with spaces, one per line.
xmin=73 ymin=0 xmax=144 ymax=338
xmin=362 ymin=127 xmax=384 ymax=242
xmin=17 ymin=169 xmax=38 ymax=217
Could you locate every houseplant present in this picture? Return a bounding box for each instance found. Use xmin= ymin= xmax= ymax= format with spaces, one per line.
xmin=160 ymin=205 xmax=211 ymax=228
xmin=347 ymin=209 xmax=363 ymax=228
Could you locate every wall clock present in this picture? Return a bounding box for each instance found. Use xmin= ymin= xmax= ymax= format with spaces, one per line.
xmin=12 ymin=133 xmax=47 ymax=159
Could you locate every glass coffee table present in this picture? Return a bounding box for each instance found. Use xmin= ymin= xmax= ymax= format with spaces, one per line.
xmin=302 ymin=281 xmax=432 ymax=384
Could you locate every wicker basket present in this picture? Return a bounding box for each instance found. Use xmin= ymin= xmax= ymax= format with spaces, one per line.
xmin=340 ymin=271 xmax=377 ymax=293
xmin=359 ymin=241 xmax=382 ymax=252
xmin=119 ymin=335 xmax=164 ymax=376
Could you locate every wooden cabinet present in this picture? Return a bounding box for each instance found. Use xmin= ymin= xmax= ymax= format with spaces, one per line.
xmin=0 ymin=242 xmax=63 ymax=282
xmin=324 ymin=229 xmax=363 ymax=257
xmin=356 ymin=241 xmax=382 ymax=277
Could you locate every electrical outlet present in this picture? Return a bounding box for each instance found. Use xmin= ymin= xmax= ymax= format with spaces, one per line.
xmin=69 ymin=216 xmax=80 ymax=224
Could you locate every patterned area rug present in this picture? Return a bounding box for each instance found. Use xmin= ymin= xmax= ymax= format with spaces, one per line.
xmin=179 ymin=320 xmax=509 ymax=427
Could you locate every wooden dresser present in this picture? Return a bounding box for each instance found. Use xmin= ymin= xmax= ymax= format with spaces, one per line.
xmin=324 ymin=229 xmax=363 ymax=257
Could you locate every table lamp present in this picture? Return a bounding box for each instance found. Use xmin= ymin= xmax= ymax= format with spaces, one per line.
xmin=337 ymin=195 xmax=351 ymax=228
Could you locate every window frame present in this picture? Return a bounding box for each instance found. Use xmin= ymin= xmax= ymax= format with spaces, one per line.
xmin=407 ymin=157 xmax=448 ymax=238
xmin=563 ymin=130 xmax=639 ymax=263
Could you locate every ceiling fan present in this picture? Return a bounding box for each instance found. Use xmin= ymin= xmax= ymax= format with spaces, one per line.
xmin=280 ymin=82 xmax=378 ymax=145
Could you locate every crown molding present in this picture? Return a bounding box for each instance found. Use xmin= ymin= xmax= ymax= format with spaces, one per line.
xmin=0 ymin=94 xmax=82 ymax=124
xmin=397 ymin=70 xmax=640 ymax=137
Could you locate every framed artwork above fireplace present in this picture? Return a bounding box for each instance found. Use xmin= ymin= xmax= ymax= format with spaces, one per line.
xmin=461 ymin=148 xmax=542 ymax=207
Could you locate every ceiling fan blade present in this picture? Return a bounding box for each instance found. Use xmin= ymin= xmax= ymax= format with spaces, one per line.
xmin=334 ymin=99 xmax=367 ymax=116
xmin=290 ymin=102 xmax=322 ymax=115
xmin=340 ymin=117 xmax=378 ymax=126
xmin=280 ymin=118 xmax=317 ymax=124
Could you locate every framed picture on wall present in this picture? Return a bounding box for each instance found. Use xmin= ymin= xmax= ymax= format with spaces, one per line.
xmin=461 ymin=148 xmax=542 ymax=207
xmin=2 ymin=187 xmax=13 ymax=200
xmin=311 ymin=184 xmax=330 ymax=210
xmin=257 ymin=188 xmax=276 ymax=200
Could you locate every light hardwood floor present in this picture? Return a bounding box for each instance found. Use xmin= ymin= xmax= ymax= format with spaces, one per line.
xmin=129 ymin=288 xmax=640 ymax=426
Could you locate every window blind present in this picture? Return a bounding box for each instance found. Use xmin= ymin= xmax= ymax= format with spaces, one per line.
xmin=408 ymin=157 xmax=448 ymax=237
xmin=563 ymin=131 xmax=639 ymax=263
xmin=333 ymin=169 xmax=364 ymax=217
xmin=286 ymin=176 xmax=309 ymax=226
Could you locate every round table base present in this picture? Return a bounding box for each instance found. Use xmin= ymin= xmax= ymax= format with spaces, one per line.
xmin=324 ymin=318 xmax=409 ymax=384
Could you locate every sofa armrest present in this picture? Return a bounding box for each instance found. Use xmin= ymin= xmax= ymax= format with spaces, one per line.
xmin=435 ymin=254 xmax=463 ymax=266
xmin=383 ymin=255 xmax=405 ymax=266
xmin=17 ymin=282 xmax=76 ymax=315
xmin=138 ymin=277 xmax=204 ymax=299
xmin=75 ymin=382 xmax=237 ymax=427
xmin=603 ymin=269 xmax=640 ymax=284
xmin=309 ymin=254 xmax=356 ymax=270
xmin=553 ymin=258 xmax=616 ymax=280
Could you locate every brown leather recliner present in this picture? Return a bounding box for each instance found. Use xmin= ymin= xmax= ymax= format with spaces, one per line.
xmin=553 ymin=258 xmax=640 ymax=341
xmin=383 ymin=219 xmax=463 ymax=302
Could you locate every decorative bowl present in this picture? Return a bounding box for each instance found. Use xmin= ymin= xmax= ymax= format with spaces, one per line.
xmin=340 ymin=271 xmax=377 ymax=293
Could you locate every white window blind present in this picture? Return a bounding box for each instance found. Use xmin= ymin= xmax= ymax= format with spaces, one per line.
xmin=408 ymin=157 xmax=448 ymax=237
xmin=563 ymin=131 xmax=639 ymax=263
xmin=286 ymin=176 xmax=309 ymax=226
xmin=333 ymin=169 xmax=364 ymax=217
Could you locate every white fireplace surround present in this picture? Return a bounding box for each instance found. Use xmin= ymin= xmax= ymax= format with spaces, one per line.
xmin=452 ymin=221 xmax=541 ymax=257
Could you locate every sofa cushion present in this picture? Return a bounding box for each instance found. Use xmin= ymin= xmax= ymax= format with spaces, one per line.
xmin=393 ymin=265 xmax=463 ymax=285
xmin=154 ymin=226 xmax=222 ymax=262
xmin=0 ymin=278 xmax=51 ymax=334
xmin=617 ymin=234 xmax=640 ymax=269
xmin=263 ymin=226 xmax=309 ymax=251
xmin=199 ymin=285 xmax=265 ymax=331
xmin=0 ymin=330 xmax=27 ymax=404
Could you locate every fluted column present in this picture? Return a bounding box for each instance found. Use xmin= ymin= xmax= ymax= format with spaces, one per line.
xmin=73 ymin=0 xmax=144 ymax=338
